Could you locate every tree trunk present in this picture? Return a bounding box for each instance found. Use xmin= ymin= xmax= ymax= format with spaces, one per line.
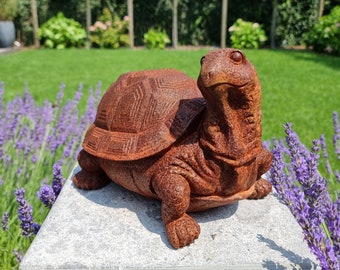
xmin=318 ymin=0 xmax=325 ymax=19
xmin=128 ymin=0 xmax=134 ymax=48
xmin=270 ymin=0 xmax=278 ymax=49
xmin=86 ymin=0 xmax=91 ymax=49
xmin=31 ymin=0 xmax=40 ymax=48
xmin=172 ymin=0 xmax=178 ymax=49
xmin=220 ymin=0 xmax=228 ymax=48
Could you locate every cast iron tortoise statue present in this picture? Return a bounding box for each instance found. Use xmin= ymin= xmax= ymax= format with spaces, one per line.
xmin=73 ymin=48 xmax=272 ymax=249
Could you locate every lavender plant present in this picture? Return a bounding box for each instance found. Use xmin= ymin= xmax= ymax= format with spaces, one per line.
xmin=270 ymin=112 xmax=340 ymax=269
xmin=0 ymin=82 xmax=101 ymax=269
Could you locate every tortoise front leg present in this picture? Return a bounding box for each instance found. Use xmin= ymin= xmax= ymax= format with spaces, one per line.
xmin=248 ymin=148 xmax=272 ymax=199
xmin=152 ymin=174 xmax=200 ymax=249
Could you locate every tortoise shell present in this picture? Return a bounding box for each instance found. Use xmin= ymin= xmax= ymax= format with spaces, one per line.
xmin=83 ymin=68 xmax=205 ymax=161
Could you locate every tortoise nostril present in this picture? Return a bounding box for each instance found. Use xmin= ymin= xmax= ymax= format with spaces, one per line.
xmin=230 ymin=51 xmax=243 ymax=63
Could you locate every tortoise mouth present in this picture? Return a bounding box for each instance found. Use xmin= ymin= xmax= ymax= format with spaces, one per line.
xmin=198 ymin=72 xmax=251 ymax=90
xmin=210 ymin=82 xmax=249 ymax=89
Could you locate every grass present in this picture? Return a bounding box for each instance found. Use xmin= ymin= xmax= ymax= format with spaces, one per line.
xmin=1 ymin=48 xmax=339 ymax=145
xmin=0 ymin=48 xmax=206 ymax=102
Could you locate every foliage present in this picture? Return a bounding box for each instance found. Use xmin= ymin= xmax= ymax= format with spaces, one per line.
xmin=39 ymin=12 xmax=86 ymax=49
xmin=143 ymin=28 xmax=170 ymax=49
xmin=46 ymin=0 xmax=128 ymax=27
xmin=133 ymin=0 xmax=221 ymax=46
xmin=154 ymin=0 xmax=272 ymax=46
xmin=0 ymin=82 xmax=101 ymax=269
xmin=13 ymin=0 xmax=49 ymax=46
xmin=0 ymin=0 xmax=17 ymax=20
xmin=228 ymin=19 xmax=267 ymax=49
xmin=178 ymin=0 xmax=221 ymax=46
xmin=305 ymin=6 xmax=340 ymax=56
xmin=11 ymin=0 xmax=340 ymax=47
xmin=270 ymin=112 xmax=340 ymax=269
xmin=89 ymin=8 xmax=129 ymax=49
xmin=275 ymin=0 xmax=319 ymax=46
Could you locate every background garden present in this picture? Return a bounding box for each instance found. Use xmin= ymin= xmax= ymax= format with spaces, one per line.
xmin=1 ymin=0 xmax=340 ymax=269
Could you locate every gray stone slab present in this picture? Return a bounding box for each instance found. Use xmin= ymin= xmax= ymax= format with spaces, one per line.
xmin=20 ymin=165 xmax=319 ymax=270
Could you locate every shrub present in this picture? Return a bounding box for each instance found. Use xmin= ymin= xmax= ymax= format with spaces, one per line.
xmin=305 ymin=6 xmax=340 ymax=56
xmin=0 ymin=82 xmax=101 ymax=269
xmin=39 ymin=12 xmax=86 ymax=49
xmin=269 ymin=112 xmax=340 ymax=269
xmin=228 ymin=18 xmax=267 ymax=49
xmin=0 ymin=0 xmax=17 ymax=20
xmin=143 ymin=28 xmax=170 ymax=49
xmin=89 ymin=8 xmax=129 ymax=49
xmin=275 ymin=0 xmax=318 ymax=46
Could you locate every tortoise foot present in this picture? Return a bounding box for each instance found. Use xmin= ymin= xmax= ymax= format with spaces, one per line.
xmin=73 ymin=170 xmax=110 ymax=190
xmin=248 ymin=178 xmax=272 ymax=199
xmin=166 ymin=213 xmax=200 ymax=249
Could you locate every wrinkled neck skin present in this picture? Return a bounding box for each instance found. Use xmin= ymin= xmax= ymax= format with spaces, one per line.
xmin=198 ymin=79 xmax=263 ymax=167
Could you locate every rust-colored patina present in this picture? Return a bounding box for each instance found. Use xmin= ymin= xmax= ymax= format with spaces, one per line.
xmin=73 ymin=48 xmax=272 ymax=249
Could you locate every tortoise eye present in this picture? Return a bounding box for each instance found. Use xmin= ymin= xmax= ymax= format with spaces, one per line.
xmin=200 ymin=56 xmax=205 ymax=65
xmin=230 ymin=51 xmax=243 ymax=63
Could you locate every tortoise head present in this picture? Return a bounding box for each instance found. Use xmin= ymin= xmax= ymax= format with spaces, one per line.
xmin=197 ymin=49 xmax=260 ymax=105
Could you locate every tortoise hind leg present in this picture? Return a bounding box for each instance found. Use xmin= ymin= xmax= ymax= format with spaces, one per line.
xmin=73 ymin=149 xmax=110 ymax=190
xmin=73 ymin=170 xmax=110 ymax=190
xmin=248 ymin=178 xmax=272 ymax=199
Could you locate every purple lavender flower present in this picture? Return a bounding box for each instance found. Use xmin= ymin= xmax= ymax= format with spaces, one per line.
xmin=32 ymin=222 xmax=40 ymax=235
xmin=5 ymin=155 xmax=11 ymax=166
xmin=41 ymin=100 xmax=54 ymax=124
xmin=319 ymin=134 xmax=332 ymax=175
xmin=56 ymin=83 xmax=65 ymax=107
xmin=22 ymin=86 xmax=35 ymax=118
xmin=333 ymin=111 xmax=340 ymax=160
xmin=16 ymin=167 xmax=22 ymax=176
xmin=31 ymin=154 xmax=38 ymax=164
xmin=37 ymin=163 xmax=65 ymax=208
xmin=37 ymin=184 xmax=56 ymax=208
xmin=0 ymin=81 xmax=4 ymax=114
xmin=48 ymin=94 xmax=81 ymax=154
xmin=0 ymin=135 xmax=4 ymax=160
xmin=13 ymin=250 xmax=23 ymax=263
xmin=74 ymin=83 xmax=83 ymax=103
xmin=0 ymin=83 xmax=103 ymax=267
xmin=79 ymin=88 xmax=96 ymax=132
xmin=63 ymin=137 xmax=76 ymax=159
xmin=14 ymin=188 xmax=40 ymax=237
xmin=335 ymin=171 xmax=340 ymax=183
xmin=52 ymin=162 xmax=64 ymax=196
xmin=270 ymin=121 xmax=340 ymax=269
xmin=324 ymin=200 xmax=340 ymax=256
xmin=31 ymin=100 xmax=54 ymax=150
xmin=2 ymin=211 xmax=9 ymax=231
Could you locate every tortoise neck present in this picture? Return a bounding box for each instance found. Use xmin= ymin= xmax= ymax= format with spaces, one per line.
xmin=199 ymin=87 xmax=262 ymax=165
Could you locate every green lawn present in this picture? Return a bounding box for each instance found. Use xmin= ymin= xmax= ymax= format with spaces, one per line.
xmin=1 ymin=48 xmax=339 ymax=145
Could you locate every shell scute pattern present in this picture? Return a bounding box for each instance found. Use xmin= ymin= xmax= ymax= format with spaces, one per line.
xmin=82 ymin=69 xmax=205 ymax=161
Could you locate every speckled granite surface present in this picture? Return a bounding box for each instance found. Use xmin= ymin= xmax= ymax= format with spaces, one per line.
xmin=20 ymin=165 xmax=319 ymax=270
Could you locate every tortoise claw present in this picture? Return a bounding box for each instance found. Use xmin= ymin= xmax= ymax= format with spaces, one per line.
xmin=165 ymin=213 xmax=200 ymax=249
xmin=248 ymin=178 xmax=272 ymax=199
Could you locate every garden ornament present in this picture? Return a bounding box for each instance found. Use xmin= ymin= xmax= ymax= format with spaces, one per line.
xmin=73 ymin=48 xmax=273 ymax=249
